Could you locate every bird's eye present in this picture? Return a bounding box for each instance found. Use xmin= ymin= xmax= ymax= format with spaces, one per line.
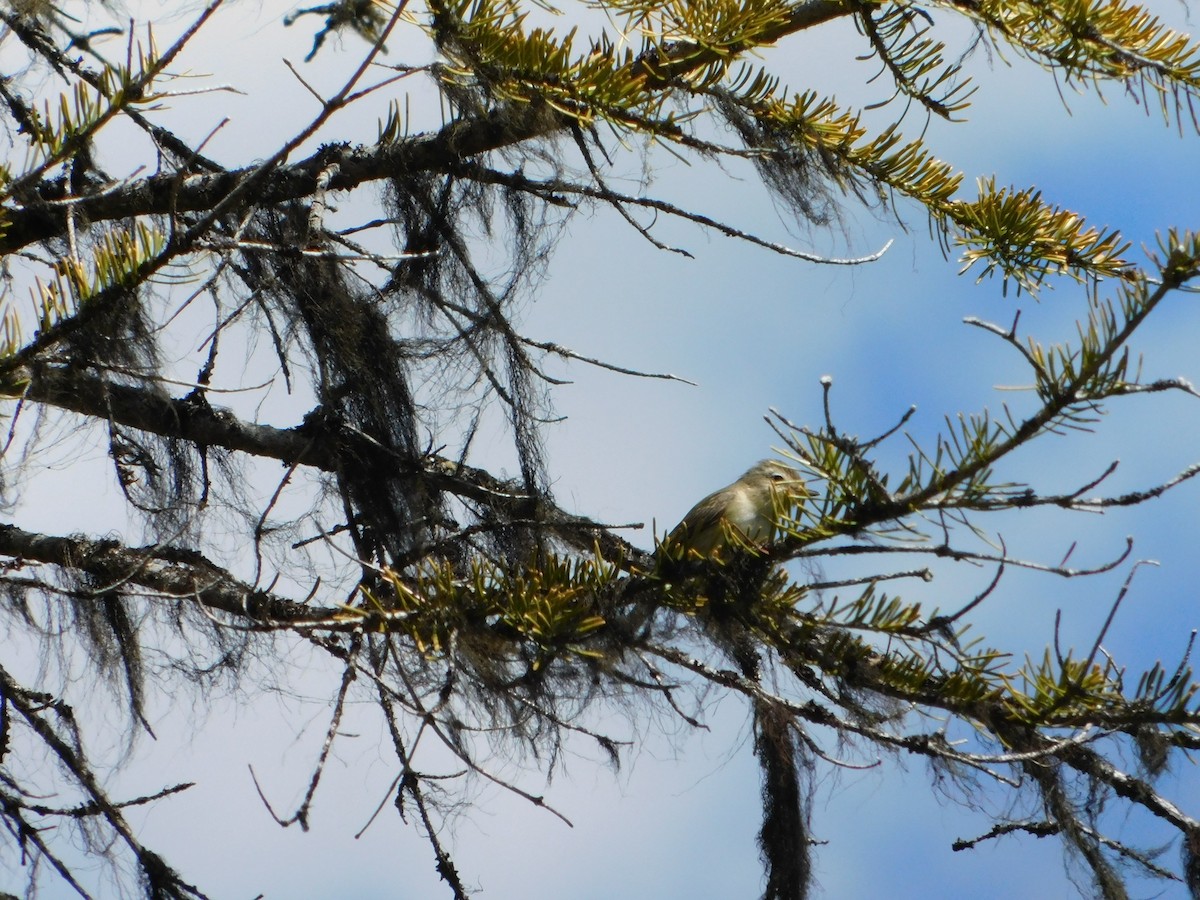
xmin=770 ymin=472 xmax=785 ymax=481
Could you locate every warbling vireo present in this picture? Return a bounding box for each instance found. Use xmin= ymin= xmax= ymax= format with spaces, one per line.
xmin=665 ymin=459 xmax=810 ymax=559
xmin=663 ymin=460 xmax=814 ymax=897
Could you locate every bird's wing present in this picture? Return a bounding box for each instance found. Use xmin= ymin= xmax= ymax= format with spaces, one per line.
xmin=666 ymin=490 xmax=730 ymax=552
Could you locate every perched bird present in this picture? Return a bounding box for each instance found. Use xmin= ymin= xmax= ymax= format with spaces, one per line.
xmin=665 ymin=458 xmax=810 ymax=559
xmin=663 ymin=458 xmax=815 ymax=900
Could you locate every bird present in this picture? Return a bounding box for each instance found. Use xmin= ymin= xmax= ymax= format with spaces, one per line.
xmin=661 ymin=459 xmax=815 ymax=899
xmin=664 ymin=458 xmax=811 ymax=560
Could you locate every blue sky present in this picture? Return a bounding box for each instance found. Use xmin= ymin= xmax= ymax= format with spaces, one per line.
xmin=7 ymin=1 xmax=1200 ymax=898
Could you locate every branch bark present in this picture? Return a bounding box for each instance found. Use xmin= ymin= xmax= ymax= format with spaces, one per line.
xmin=0 ymin=522 xmax=328 ymax=623
xmin=3 ymin=101 xmax=562 ymax=254
xmin=12 ymin=364 xmax=650 ymax=565
xmin=1 ymin=0 xmax=855 ymax=255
